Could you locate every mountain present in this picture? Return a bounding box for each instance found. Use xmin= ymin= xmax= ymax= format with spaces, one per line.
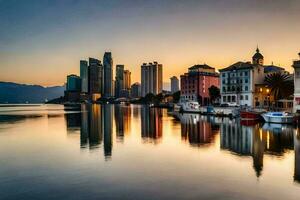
xmin=0 ymin=82 xmax=65 ymax=103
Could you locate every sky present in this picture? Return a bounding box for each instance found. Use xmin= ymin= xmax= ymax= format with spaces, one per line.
xmin=0 ymin=0 xmax=300 ymax=86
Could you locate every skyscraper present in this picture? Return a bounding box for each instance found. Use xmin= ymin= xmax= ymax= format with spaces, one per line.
xmin=88 ymin=58 xmax=102 ymax=101
xmin=131 ymin=82 xmax=141 ymax=98
xmin=115 ymin=65 xmax=124 ymax=98
xmin=103 ymin=52 xmax=113 ymax=97
xmin=170 ymin=76 xmax=179 ymax=93
xmin=80 ymin=60 xmax=88 ymax=93
xmin=141 ymin=62 xmax=163 ymax=97
xmin=123 ymin=70 xmax=131 ymax=90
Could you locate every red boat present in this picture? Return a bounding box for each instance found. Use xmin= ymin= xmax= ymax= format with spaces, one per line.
xmin=240 ymin=109 xmax=263 ymax=121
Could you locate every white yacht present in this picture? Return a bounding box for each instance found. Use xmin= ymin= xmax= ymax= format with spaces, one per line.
xmin=178 ymin=101 xmax=201 ymax=113
xmin=262 ymin=112 xmax=294 ymax=124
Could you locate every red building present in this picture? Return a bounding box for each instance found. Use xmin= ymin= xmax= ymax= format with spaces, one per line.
xmin=180 ymin=64 xmax=220 ymax=105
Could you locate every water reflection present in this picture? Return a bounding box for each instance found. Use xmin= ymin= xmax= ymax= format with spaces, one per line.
xmin=295 ymin=129 xmax=300 ymax=183
xmin=176 ymin=113 xmax=219 ymax=146
xmin=62 ymin=105 xmax=300 ymax=182
xmin=141 ymin=106 xmax=163 ymax=143
xmin=114 ymin=105 xmax=131 ymax=142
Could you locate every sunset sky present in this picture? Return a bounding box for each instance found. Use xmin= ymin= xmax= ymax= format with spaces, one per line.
xmin=0 ymin=0 xmax=300 ymax=86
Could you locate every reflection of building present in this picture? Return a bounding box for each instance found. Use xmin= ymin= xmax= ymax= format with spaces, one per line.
xmin=80 ymin=104 xmax=102 ymax=148
xmin=293 ymin=53 xmax=300 ymax=113
xmin=220 ymin=120 xmax=294 ymax=177
xmin=141 ymin=62 xmax=163 ymax=96
xmin=220 ymin=121 xmax=253 ymax=155
xmin=114 ymin=105 xmax=131 ymax=141
xmin=102 ymin=105 xmax=113 ymax=158
xmin=180 ymin=64 xmax=219 ymax=105
xmin=180 ymin=114 xmax=218 ymax=146
xmin=294 ymin=130 xmax=300 ymax=182
xmin=170 ymin=76 xmax=179 ymax=94
xmin=65 ymin=112 xmax=81 ymax=131
xmin=141 ymin=106 xmax=163 ymax=143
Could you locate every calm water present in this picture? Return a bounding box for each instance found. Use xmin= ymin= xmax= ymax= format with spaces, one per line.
xmin=0 ymin=104 xmax=300 ymax=200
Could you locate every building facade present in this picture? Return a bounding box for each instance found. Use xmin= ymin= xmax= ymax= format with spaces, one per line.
xmin=180 ymin=64 xmax=219 ymax=105
xmin=80 ymin=60 xmax=88 ymax=93
xmin=170 ymin=76 xmax=179 ymax=94
xmin=293 ymin=53 xmax=300 ymax=113
xmin=141 ymin=62 xmax=163 ymax=97
xmin=220 ymin=49 xmax=265 ymax=107
xmin=123 ymin=70 xmax=131 ymax=90
xmin=88 ymin=58 xmax=102 ymax=101
xmin=66 ymin=74 xmax=81 ymax=92
xmin=131 ymin=82 xmax=141 ymax=98
xmin=103 ymin=52 xmax=113 ymax=97
xmin=115 ymin=65 xmax=124 ymax=98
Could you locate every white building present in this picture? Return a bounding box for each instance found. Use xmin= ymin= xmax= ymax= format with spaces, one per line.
xmin=293 ymin=53 xmax=300 ymax=113
xmin=141 ymin=62 xmax=163 ymax=96
xmin=170 ymin=76 xmax=179 ymax=93
xmin=219 ymin=48 xmax=265 ymax=107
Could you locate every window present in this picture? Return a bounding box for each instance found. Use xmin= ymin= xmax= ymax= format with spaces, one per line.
xmin=245 ymin=78 xmax=248 ymax=83
xmin=223 ymin=96 xmax=226 ymax=102
xmin=244 ymin=71 xmax=248 ymax=76
xmin=222 ymin=73 xmax=226 ymax=77
xmin=240 ymin=95 xmax=243 ymax=100
xmin=245 ymin=86 xmax=248 ymax=91
xmin=245 ymin=95 xmax=248 ymax=100
xmin=223 ymin=87 xmax=226 ymax=92
xmin=232 ymin=96 xmax=236 ymax=102
xmin=228 ymin=96 xmax=231 ymax=102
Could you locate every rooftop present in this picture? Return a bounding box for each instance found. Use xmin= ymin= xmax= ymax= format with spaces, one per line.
xmin=219 ymin=61 xmax=254 ymax=72
xmin=188 ymin=64 xmax=214 ymax=70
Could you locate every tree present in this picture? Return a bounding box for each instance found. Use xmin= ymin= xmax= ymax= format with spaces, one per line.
xmin=172 ymin=91 xmax=180 ymax=103
xmin=208 ymin=85 xmax=220 ymax=103
xmin=264 ymin=72 xmax=294 ymax=101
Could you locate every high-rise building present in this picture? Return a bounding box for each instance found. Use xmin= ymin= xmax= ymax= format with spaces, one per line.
xmin=170 ymin=76 xmax=179 ymax=93
xmin=131 ymin=82 xmax=141 ymax=98
xmin=103 ymin=52 xmax=113 ymax=97
xmin=293 ymin=52 xmax=300 ymax=113
xmin=115 ymin=65 xmax=124 ymax=98
xmin=80 ymin=60 xmax=88 ymax=93
xmin=66 ymin=74 xmax=81 ymax=92
xmin=88 ymin=58 xmax=102 ymax=101
xmin=123 ymin=70 xmax=131 ymax=90
xmin=141 ymin=62 xmax=163 ymax=97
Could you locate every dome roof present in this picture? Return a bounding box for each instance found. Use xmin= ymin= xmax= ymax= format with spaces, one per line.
xmin=252 ymin=47 xmax=264 ymax=59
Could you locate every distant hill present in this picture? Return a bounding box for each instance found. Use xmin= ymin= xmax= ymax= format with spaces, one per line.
xmin=0 ymin=82 xmax=65 ymax=103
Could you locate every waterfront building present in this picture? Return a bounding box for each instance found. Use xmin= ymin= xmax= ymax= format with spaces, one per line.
xmin=124 ymin=70 xmax=131 ymax=90
xmin=170 ymin=76 xmax=179 ymax=94
xmin=66 ymin=74 xmax=81 ymax=92
xmin=220 ymin=48 xmax=265 ymax=107
xmin=180 ymin=64 xmax=219 ymax=105
xmin=88 ymin=58 xmax=102 ymax=101
xmin=80 ymin=60 xmax=88 ymax=93
xmin=131 ymin=82 xmax=141 ymax=98
xmin=293 ymin=53 xmax=300 ymax=113
xmin=103 ymin=52 xmax=113 ymax=97
xmin=141 ymin=62 xmax=163 ymax=97
xmin=115 ymin=65 xmax=124 ymax=98
xmin=65 ymin=74 xmax=81 ymax=102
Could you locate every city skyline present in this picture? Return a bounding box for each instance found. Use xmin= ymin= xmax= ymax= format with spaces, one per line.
xmin=1 ymin=0 xmax=300 ymax=86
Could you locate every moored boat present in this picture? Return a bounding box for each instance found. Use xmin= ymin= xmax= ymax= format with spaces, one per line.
xmin=261 ymin=112 xmax=294 ymax=124
xmin=240 ymin=109 xmax=264 ymax=120
xmin=179 ymin=101 xmax=201 ymax=113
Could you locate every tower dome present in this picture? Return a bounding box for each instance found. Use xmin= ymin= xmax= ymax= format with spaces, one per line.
xmin=252 ymin=47 xmax=264 ymax=65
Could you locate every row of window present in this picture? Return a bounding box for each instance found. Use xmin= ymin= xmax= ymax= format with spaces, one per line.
xmin=222 ymin=86 xmax=249 ymax=92
xmin=222 ymin=71 xmax=249 ymax=78
xmin=222 ymin=95 xmax=249 ymax=103
xmin=222 ymin=78 xmax=248 ymax=84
